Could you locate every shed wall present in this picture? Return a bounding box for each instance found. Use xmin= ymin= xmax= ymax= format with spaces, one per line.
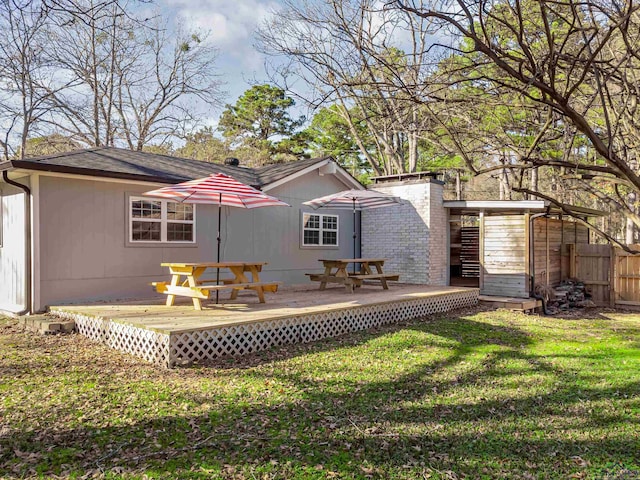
xmin=481 ymin=215 xmax=528 ymax=297
xmin=532 ymin=217 xmax=589 ymax=287
xmin=0 ymin=180 xmax=28 ymax=313
xmin=37 ymin=170 xmax=355 ymax=309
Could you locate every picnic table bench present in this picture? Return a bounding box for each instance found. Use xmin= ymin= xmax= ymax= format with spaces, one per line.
xmin=306 ymin=258 xmax=400 ymax=293
xmin=152 ymin=262 xmax=279 ymax=310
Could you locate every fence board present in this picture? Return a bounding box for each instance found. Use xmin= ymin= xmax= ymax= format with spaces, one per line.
xmin=613 ymin=244 xmax=640 ymax=306
xmin=561 ymin=244 xmax=610 ymax=305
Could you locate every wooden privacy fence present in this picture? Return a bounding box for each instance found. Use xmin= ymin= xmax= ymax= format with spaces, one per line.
xmin=612 ymin=244 xmax=640 ymax=307
xmin=566 ymin=243 xmax=640 ymax=307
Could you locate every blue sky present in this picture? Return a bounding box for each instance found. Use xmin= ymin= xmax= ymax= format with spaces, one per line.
xmin=147 ymin=0 xmax=446 ymax=131
xmin=157 ymin=0 xmax=281 ymax=108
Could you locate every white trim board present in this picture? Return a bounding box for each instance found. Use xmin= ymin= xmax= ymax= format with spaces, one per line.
xmin=262 ymin=159 xmax=363 ymax=192
xmin=444 ymin=200 xmax=546 ymax=210
xmin=8 ymin=169 xmax=166 ymax=187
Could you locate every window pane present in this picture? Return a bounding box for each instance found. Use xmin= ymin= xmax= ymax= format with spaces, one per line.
xmin=132 ymin=200 xmax=161 ymax=219
xmin=323 ymin=231 xmax=337 ymax=245
xmin=167 ymin=223 xmax=193 ymax=242
xmin=132 ymin=221 xmax=161 ymax=241
xmin=167 ymin=203 xmax=193 ymax=221
xmin=323 ymin=215 xmax=337 ymax=230
xmin=304 ymin=230 xmax=320 ymax=245
xmin=304 ymin=214 xmax=320 ymax=229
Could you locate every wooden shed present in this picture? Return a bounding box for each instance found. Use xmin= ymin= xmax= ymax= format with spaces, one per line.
xmin=444 ymin=201 xmax=603 ymax=299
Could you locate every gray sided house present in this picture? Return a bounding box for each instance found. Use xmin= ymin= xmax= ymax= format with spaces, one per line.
xmin=0 ymin=148 xmax=362 ymax=314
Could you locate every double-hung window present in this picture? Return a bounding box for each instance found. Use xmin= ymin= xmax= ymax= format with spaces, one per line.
xmin=302 ymin=212 xmax=338 ymax=246
xmin=129 ymin=196 xmax=195 ymax=243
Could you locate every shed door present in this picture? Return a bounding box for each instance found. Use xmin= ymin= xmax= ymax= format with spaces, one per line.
xmin=481 ymin=215 xmax=528 ymax=298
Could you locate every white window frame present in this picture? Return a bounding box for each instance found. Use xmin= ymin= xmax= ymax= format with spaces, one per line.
xmin=302 ymin=211 xmax=339 ymax=247
xmin=129 ymin=196 xmax=196 ymax=244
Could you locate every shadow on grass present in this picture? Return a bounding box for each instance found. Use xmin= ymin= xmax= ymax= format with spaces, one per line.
xmin=201 ymin=308 xmax=533 ymax=370
xmin=1 ymin=312 xmax=639 ymax=478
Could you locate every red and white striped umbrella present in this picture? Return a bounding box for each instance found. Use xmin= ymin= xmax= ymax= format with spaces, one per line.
xmin=143 ymin=173 xmax=289 ymax=208
xmin=143 ymin=173 xmax=289 ymax=302
xmin=303 ymin=189 xmax=404 ymax=268
xmin=303 ymin=189 xmax=404 ymax=211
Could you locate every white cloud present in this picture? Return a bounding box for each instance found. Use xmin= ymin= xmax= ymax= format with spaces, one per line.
xmin=159 ymin=0 xmax=280 ymax=70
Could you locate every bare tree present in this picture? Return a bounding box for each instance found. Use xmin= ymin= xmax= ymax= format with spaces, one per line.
xmin=114 ymin=22 xmax=223 ymax=150
xmin=0 ymin=0 xmax=62 ymax=159
xmin=41 ymin=2 xmax=223 ymax=150
xmin=392 ymin=1 xmax=640 ymax=231
xmin=258 ymin=0 xmax=440 ymax=175
xmin=42 ymin=1 xmax=125 ymax=146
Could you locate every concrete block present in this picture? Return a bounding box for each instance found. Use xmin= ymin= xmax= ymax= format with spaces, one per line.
xmin=59 ymin=321 xmax=76 ymax=333
xmin=17 ymin=314 xmax=76 ymax=335
xmin=40 ymin=322 xmax=61 ymax=334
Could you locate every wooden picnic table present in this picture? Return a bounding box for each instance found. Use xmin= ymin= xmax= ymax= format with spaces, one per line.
xmin=306 ymin=258 xmax=400 ymax=293
xmin=152 ymin=261 xmax=279 ymax=310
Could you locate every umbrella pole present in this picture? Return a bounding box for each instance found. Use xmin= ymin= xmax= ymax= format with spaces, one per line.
xmin=216 ymin=195 xmax=221 ymax=304
xmin=353 ymin=199 xmax=357 ymax=274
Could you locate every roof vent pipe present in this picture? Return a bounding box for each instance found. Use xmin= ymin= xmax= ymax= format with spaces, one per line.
xmin=224 ymin=157 xmax=240 ymax=166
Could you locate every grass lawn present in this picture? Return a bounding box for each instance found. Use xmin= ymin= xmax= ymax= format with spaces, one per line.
xmin=1 ymin=307 xmax=639 ymax=479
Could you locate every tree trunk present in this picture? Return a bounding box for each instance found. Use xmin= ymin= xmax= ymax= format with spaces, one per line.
xmin=499 ymin=161 xmax=511 ymax=200
xmin=408 ymin=107 xmax=418 ymax=173
xmin=627 ymin=158 xmax=639 ymax=244
xmin=626 ymin=217 xmax=635 ymax=244
xmin=530 ymin=167 xmax=538 ymax=199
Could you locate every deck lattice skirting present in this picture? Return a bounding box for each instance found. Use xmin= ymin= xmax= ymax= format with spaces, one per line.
xmin=52 ymin=289 xmax=478 ymax=368
xmin=53 ymin=311 xmax=171 ymax=366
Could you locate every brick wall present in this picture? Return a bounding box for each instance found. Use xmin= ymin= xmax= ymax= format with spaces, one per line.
xmin=427 ymin=181 xmax=447 ymax=285
xmin=362 ymin=179 xmax=446 ymax=285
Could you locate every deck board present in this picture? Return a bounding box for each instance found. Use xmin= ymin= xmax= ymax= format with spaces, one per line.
xmin=52 ymin=284 xmax=474 ymax=334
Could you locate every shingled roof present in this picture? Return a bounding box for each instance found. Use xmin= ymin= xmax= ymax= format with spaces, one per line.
xmin=0 ymin=147 xmax=342 ymax=189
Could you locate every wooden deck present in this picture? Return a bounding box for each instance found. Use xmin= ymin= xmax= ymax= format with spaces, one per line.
xmin=50 ymin=284 xmax=479 ymax=367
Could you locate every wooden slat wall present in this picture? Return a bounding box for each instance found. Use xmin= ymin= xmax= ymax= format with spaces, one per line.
xmin=613 ymin=244 xmax=640 ymax=305
xmin=533 ymin=218 xmax=589 ymax=287
xmin=477 ymin=214 xmax=592 ymax=299
xmin=460 ymin=227 xmax=480 ymax=277
xmin=533 ymin=218 xmax=556 ymax=287
xmin=562 ymin=243 xmax=640 ymax=307
xmin=573 ymin=243 xmax=611 ymax=305
xmin=481 ymin=215 xmax=528 ymax=297
xmin=554 ymin=242 xmax=640 ymax=306
xmin=560 ymin=223 xmax=590 ymax=279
